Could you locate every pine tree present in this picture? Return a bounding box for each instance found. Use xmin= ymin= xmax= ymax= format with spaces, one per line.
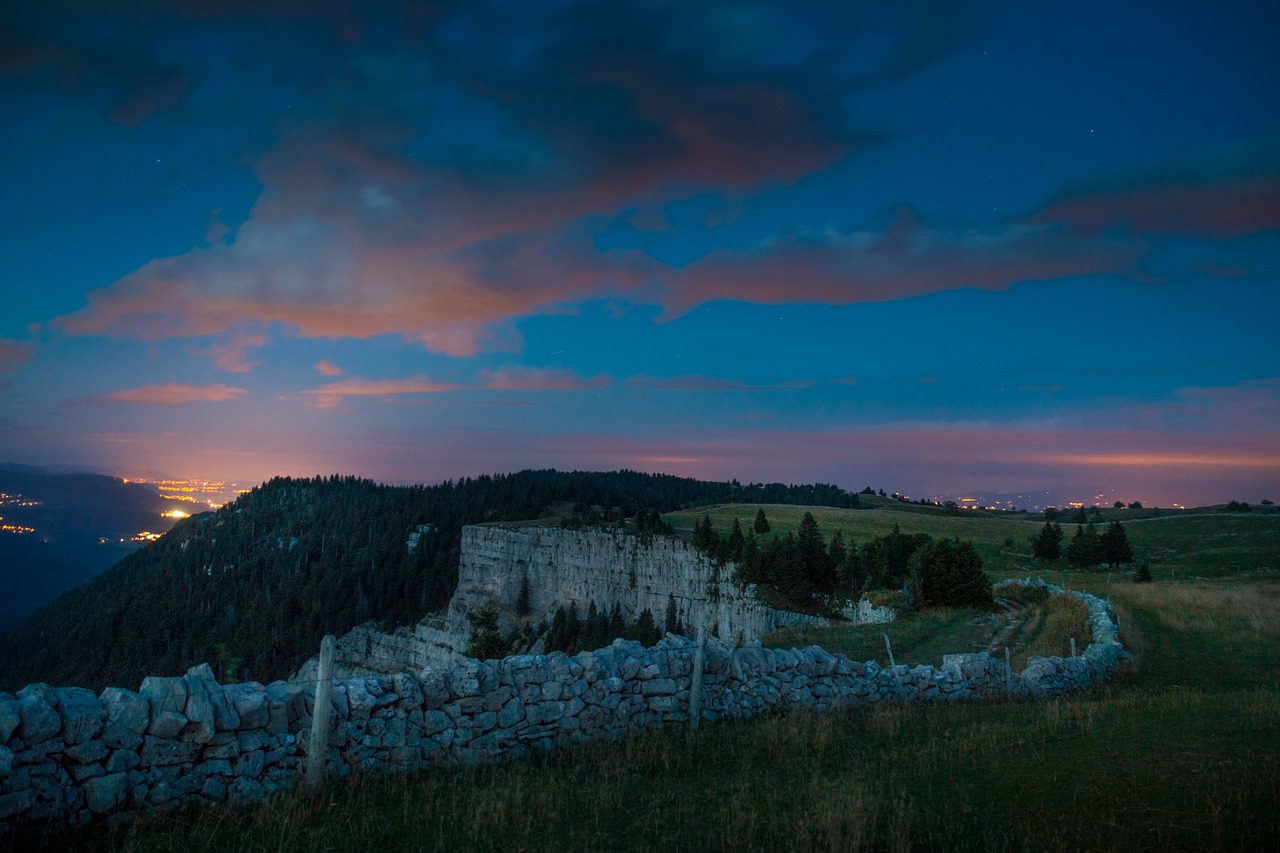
xmin=516 ymin=574 xmax=531 ymax=617
xmin=1101 ymin=520 xmax=1134 ymax=566
xmin=912 ymin=539 xmax=993 ymax=608
xmin=1066 ymin=524 xmax=1102 ymax=569
xmin=728 ymin=518 xmax=745 ymax=561
xmin=1031 ymin=520 xmax=1063 ymax=561
xmin=753 ymin=508 xmax=770 ymax=535
xmin=664 ymin=593 xmax=684 ymax=636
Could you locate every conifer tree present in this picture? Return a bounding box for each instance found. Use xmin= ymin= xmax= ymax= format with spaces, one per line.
xmin=1102 ymin=520 xmax=1134 ymax=566
xmin=753 ymin=508 xmax=770 ymax=534
xmin=1032 ymin=520 xmax=1064 ymax=561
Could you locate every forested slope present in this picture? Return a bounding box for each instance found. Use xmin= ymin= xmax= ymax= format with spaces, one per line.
xmin=0 ymin=470 xmax=861 ymax=691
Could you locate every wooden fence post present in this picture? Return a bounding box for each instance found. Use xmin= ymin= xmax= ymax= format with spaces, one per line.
xmin=885 ymin=634 xmax=905 ymax=702
xmin=1004 ymin=646 xmax=1012 ymax=696
xmin=306 ymin=634 xmax=335 ymax=795
xmin=689 ymin=624 xmax=707 ymax=730
xmin=1070 ymin=637 xmax=1077 ymax=657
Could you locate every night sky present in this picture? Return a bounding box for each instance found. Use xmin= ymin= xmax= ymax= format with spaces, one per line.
xmin=2 ymin=1 xmax=1277 ymax=508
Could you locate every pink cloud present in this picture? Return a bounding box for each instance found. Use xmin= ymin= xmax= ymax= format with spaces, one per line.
xmin=302 ymin=374 xmax=460 ymax=409
xmin=94 ymin=383 xmax=246 ymax=405
xmin=189 ymin=329 xmax=267 ymax=373
xmin=315 ymin=359 xmax=344 ymax=376
xmin=657 ymin=208 xmax=1146 ymax=317
xmin=0 ymin=338 xmax=33 ymax=373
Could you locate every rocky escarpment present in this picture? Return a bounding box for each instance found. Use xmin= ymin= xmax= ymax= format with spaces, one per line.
xmin=309 ymin=525 xmax=894 ymax=679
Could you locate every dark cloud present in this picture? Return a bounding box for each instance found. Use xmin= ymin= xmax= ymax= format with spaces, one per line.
xmin=1030 ymin=136 xmax=1280 ymax=239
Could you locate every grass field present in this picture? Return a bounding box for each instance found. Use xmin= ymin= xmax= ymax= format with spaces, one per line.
xmin=9 ymin=507 xmax=1279 ymax=852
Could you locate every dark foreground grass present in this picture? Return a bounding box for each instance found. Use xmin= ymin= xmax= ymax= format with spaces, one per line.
xmin=12 ymin=687 xmax=1277 ymax=853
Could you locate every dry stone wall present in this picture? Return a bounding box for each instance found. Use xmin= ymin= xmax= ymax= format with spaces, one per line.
xmin=0 ymin=579 xmax=1127 ymax=838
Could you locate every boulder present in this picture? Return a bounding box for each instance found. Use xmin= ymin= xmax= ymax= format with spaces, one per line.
xmin=83 ymin=773 xmax=130 ymax=814
xmin=17 ymin=695 xmax=61 ymax=743
xmin=54 ymin=688 xmax=105 ymax=745
xmin=0 ymin=699 xmax=22 ymax=743
xmin=140 ymin=676 xmax=188 ymax=718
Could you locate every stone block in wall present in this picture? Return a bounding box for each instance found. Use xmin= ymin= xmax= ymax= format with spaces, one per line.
xmin=106 ymin=749 xmax=139 ymax=774
xmin=140 ymin=735 xmax=199 ymax=768
xmin=231 ymin=683 xmax=272 ymax=730
xmin=16 ymin=695 xmax=61 ymax=744
xmin=148 ymin=711 xmax=187 ymax=739
xmin=0 ymin=789 xmax=36 ymax=820
xmin=0 ymin=745 xmax=11 ymax=775
xmin=83 ymin=772 xmax=130 ymax=814
xmin=140 ymin=676 xmax=188 ymax=716
xmin=64 ymin=739 xmax=109 ymax=765
xmin=99 ymin=688 xmax=149 ymax=751
xmin=0 ymin=699 xmax=19 ymax=744
xmin=183 ymin=693 xmax=216 ymax=744
xmin=392 ymin=673 xmax=423 ymax=709
xmin=53 ymin=688 xmax=104 ymax=745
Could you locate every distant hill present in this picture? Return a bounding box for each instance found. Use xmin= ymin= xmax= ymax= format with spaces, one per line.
xmin=0 ymin=470 xmax=864 ymax=692
xmin=0 ymin=469 xmax=177 ymax=629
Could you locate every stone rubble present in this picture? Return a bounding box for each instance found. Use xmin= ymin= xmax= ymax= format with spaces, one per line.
xmin=0 ymin=579 xmax=1128 ymax=837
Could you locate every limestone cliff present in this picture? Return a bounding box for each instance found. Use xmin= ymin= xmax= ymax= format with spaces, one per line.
xmin=303 ymin=524 xmax=893 ymax=679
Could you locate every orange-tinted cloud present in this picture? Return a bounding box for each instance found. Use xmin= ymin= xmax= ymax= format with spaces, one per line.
xmin=315 ymin=359 xmax=344 ymax=376
xmin=93 ymin=383 xmax=246 ymax=405
xmin=302 ymin=374 xmax=460 ymax=409
xmin=189 ymin=329 xmax=268 ymax=373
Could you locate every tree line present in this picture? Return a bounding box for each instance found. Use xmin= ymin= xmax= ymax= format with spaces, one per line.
xmin=693 ymin=510 xmax=993 ymax=613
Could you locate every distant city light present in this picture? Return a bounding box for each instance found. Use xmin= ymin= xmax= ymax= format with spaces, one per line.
xmin=162 ymin=509 xmax=190 ymax=519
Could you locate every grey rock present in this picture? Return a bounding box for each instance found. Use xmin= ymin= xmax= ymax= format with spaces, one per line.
xmin=106 ymin=749 xmax=140 ymax=774
xmin=17 ymin=695 xmax=61 ymax=743
xmin=139 ymin=676 xmax=188 ymax=715
xmin=55 ymin=687 xmax=105 ymax=744
xmin=148 ymin=710 xmax=188 ymax=739
xmin=65 ymin=739 xmax=110 ymax=764
xmin=140 ymin=735 xmax=199 ymax=767
xmin=83 ymin=773 xmax=130 ymax=814
xmin=0 ymin=789 xmax=37 ymax=820
xmin=0 ymin=700 xmax=22 ymax=743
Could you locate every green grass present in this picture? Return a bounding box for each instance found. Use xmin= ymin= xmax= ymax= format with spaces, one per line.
xmin=10 ymin=512 xmax=1280 ymax=852
xmin=664 ymin=502 xmax=1280 ymax=583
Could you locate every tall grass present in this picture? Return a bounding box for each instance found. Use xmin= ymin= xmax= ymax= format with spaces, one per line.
xmin=17 ymin=687 xmax=1276 ymax=853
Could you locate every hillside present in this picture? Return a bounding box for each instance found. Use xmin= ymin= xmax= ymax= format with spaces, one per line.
xmin=666 ymin=502 xmax=1280 ymax=581
xmin=0 ymin=469 xmax=177 ymax=629
xmin=0 ymin=471 xmax=861 ymax=692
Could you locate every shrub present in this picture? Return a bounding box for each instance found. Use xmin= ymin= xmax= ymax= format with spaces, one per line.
xmin=910 ymin=539 xmax=994 ymax=609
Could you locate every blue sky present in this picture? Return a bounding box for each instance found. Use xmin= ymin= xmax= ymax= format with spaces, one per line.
xmin=1 ymin=0 xmax=1277 ymax=507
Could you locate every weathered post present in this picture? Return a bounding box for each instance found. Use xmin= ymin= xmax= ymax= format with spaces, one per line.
xmin=1004 ymin=646 xmax=1012 ymax=696
xmin=885 ymin=634 xmax=904 ymax=702
xmin=1069 ymin=637 xmax=1077 ymax=657
xmin=689 ymin=624 xmax=707 ymax=730
xmin=306 ymin=634 xmax=335 ymax=795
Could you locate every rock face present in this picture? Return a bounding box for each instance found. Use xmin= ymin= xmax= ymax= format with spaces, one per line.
xmin=0 ymin=580 xmax=1129 ymax=839
xmin=311 ymin=525 xmax=894 ymax=678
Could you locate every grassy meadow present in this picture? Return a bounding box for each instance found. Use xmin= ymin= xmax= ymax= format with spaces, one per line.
xmin=8 ymin=506 xmax=1279 ymax=852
